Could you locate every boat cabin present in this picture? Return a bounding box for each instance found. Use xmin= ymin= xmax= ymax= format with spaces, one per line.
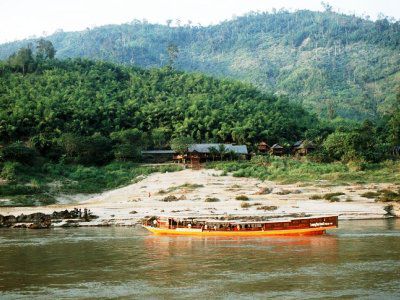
xmin=146 ymin=216 xmax=338 ymax=232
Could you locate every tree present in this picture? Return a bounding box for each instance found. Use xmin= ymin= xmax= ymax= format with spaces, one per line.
xmin=388 ymin=90 xmax=400 ymax=147
xmin=167 ymin=43 xmax=179 ymax=67
xmin=36 ymin=39 xmax=56 ymax=59
xmin=170 ymin=136 xmax=194 ymax=155
xmin=218 ymin=144 xmax=227 ymax=161
xmin=8 ymin=46 xmax=35 ymax=74
xmin=110 ymin=129 xmax=146 ymax=162
xmin=58 ymin=133 xmax=112 ymax=165
xmin=151 ymin=127 xmax=168 ymax=148
xmin=208 ymin=146 xmax=218 ymax=161
xmin=321 ymin=2 xmax=333 ymax=12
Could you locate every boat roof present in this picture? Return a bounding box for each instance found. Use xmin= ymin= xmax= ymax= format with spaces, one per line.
xmin=158 ymin=215 xmax=337 ymax=224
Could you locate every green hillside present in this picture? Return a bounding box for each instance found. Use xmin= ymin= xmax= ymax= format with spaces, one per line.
xmin=1 ymin=10 xmax=399 ymax=119
xmin=0 ymin=57 xmax=316 ymax=150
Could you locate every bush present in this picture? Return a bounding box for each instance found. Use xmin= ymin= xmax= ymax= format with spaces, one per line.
xmin=0 ymin=162 xmax=23 ymax=181
xmin=235 ymin=195 xmax=249 ymax=201
xmin=113 ymin=144 xmax=141 ymax=162
xmin=1 ymin=142 xmax=36 ymax=165
xmin=0 ymin=184 xmax=43 ymax=196
xmin=161 ymin=195 xmax=178 ymax=202
xmin=360 ymin=191 xmax=380 ymax=198
xmin=205 ymin=197 xmax=219 ymax=202
xmin=329 ymin=197 xmax=340 ymax=202
xmin=376 ymin=189 xmax=400 ymax=202
xmin=323 ymin=192 xmax=345 ymax=200
xmin=240 ymin=202 xmax=251 ymax=208
xmin=257 ymin=205 xmax=278 ymax=211
xmin=58 ymin=133 xmax=113 ymax=165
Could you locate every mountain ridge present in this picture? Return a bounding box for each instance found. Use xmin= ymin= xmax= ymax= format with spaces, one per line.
xmin=1 ymin=9 xmax=399 ymax=119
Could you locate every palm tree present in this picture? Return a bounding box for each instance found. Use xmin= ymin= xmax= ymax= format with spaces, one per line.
xmin=218 ymin=144 xmax=227 ymax=161
xmin=208 ymin=146 xmax=218 ymax=161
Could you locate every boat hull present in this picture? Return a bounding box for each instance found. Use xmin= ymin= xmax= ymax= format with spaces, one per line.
xmin=142 ymin=225 xmax=337 ymax=237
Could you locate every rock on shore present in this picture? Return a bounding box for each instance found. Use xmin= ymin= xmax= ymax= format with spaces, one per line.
xmin=0 ymin=209 xmax=98 ymax=229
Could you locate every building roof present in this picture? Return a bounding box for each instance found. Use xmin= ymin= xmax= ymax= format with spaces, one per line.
xmin=188 ymin=144 xmax=248 ymax=154
xmin=142 ymin=150 xmax=175 ymax=154
xmin=294 ymin=140 xmax=315 ymax=149
xmin=270 ymin=143 xmax=284 ymax=149
xmin=293 ymin=140 xmax=303 ymax=147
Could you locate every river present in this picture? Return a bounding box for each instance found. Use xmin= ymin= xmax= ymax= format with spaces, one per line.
xmin=1 ymin=219 xmax=400 ymax=299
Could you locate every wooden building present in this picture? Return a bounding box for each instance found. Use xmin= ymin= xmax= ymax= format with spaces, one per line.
xmin=187 ymin=143 xmax=249 ymax=165
xmin=292 ymin=140 xmax=316 ymax=156
xmin=269 ymin=144 xmax=285 ymax=156
xmin=141 ymin=150 xmax=175 ymax=163
xmin=258 ymin=141 xmax=270 ymax=153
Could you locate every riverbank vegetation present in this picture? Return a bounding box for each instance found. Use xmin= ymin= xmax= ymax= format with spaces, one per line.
xmin=0 ymin=162 xmax=182 ymax=207
xmin=207 ymin=156 xmax=400 ymax=184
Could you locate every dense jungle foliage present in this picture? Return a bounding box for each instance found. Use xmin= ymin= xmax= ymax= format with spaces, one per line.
xmin=1 ymin=10 xmax=399 ymax=119
xmin=0 ymin=49 xmax=318 ymax=165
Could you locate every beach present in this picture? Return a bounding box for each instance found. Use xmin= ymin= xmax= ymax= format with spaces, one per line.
xmin=0 ymin=169 xmax=398 ymax=226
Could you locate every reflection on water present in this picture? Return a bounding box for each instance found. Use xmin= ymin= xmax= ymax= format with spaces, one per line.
xmin=0 ymin=219 xmax=399 ymax=299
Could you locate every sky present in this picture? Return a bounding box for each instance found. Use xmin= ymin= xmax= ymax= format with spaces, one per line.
xmin=0 ymin=0 xmax=399 ymax=43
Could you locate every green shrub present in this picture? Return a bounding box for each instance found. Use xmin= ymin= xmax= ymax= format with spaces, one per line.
xmin=376 ymin=189 xmax=400 ymax=202
xmin=329 ymin=197 xmax=340 ymax=202
xmin=360 ymin=191 xmax=380 ymax=198
xmin=205 ymin=197 xmax=220 ymax=202
xmin=257 ymin=205 xmax=278 ymax=211
xmin=323 ymin=192 xmax=345 ymax=200
xmin=1 ymin=142 xmax=36 ymax=165
xmin=235 ymin=195 xmax=249 ymax=201
xmin=0 ymin=162 xmax=23 ymax=181
xmin=0 ymin=184 xmax=43 ymax=196
xmin=276 ymin=189 xmax=291 ymax=195
xmin=161 ymin=195 xmax=178 ymax=202
xmin=240 ymin=202 xmax=251 ymax=208
xmin=310 ymin=194 xmax=323 ymax=200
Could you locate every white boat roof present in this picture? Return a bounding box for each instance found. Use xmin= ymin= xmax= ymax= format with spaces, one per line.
xmin=158 ymin=215 xmax=336 ymax=224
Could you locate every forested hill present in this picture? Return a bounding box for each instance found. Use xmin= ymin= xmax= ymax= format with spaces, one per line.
xmin=1 ymin=10 xmax=399 ymax=120
xmin=0 ymin=58 xmax=316 ymax=151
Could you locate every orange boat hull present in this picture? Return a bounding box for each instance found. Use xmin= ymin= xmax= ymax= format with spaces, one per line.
xmin=142 ymin=226 xmax=337 ymax=237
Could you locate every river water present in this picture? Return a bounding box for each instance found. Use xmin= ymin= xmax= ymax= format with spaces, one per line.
xmin=0 ymin=219 xmax=400 ymax=299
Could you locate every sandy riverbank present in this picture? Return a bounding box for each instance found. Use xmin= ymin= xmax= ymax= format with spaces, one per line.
xmin=0 ymin=169 xmax=399 ymax=226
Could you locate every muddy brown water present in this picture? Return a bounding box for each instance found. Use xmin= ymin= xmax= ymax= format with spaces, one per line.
xmin=1 ymin=219 xmax=400 ymax=299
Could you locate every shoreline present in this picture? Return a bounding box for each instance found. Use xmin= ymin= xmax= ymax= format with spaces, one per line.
xmin=1 ymin=169 xmax=399 ymax=228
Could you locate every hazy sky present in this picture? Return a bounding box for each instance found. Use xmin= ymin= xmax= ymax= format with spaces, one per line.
xmin=0 ymin=0 xmax=399 ymax=43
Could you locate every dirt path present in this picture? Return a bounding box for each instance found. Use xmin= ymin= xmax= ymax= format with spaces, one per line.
xmin=0 ymin=169 xmax=398 ymax=226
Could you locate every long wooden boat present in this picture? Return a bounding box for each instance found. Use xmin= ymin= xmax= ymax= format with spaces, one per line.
xmin=142 ymin=215 xmax=338 ymax=237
